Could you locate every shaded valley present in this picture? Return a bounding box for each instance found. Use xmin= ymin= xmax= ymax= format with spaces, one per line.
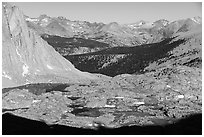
xmin=65 ymin=38 xmax=187 ymax=76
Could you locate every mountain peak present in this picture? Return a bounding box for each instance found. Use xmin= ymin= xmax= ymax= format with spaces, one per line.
xmin=191 ymin=16 xmax=202 ymax=24
xmin=109 ymin=22 xmax=119 ymax=26
xmin=57 ymin=16 xmax=69 ymax=21
xmin=38 ymin=14 xmax=50 ymax=19
xmin=137 ymin=20 xmax=147 ymax=25
xmin=153 ymin=19 xmax=169 ymax=26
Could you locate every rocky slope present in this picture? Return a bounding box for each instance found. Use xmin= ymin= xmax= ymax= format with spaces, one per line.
xmin=145 ymin=24 xmax=202 ymax=71
xmin=2 ymin=3 xmax=96 ymax=88
xmin=65 ymin=30 xmax=201 ymax=77
xmin=62 ymin=17 xmax=202 ymax=76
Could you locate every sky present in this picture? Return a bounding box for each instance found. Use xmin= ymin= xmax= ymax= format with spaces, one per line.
xmin=11 ymin=2 xmax=202 ymax=24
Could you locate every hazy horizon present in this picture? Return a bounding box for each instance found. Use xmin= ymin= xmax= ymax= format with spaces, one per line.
xmin=11 ymin=2 xmax=202 ymax=24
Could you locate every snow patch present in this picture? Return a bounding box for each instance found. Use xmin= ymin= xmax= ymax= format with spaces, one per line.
xmin=32 ymin=100 xmax=41 ymax=103
xmin=177 ymin=95 xmax=184 ymax=99
xmin=42 ymin=18 xmax=49 ymax=22
xmin=22 ymin=64 xmax=29 ymax=76
xmin=104 ymin=104 xmax=116 ymax=108
xmin=191 ymin=18 xmax=201 ymax=24
xmin=25 ymin=18 xmax=39 ymax=22
xmin=2 ymin=71 xmax=12 ymax=80
xmin=166 ymin=85 xmax=171 ymax=88
xmin=133 ymin=102 xmax=145 ymax=105
xmin=47 ymin=64 xmax=54 ymax=70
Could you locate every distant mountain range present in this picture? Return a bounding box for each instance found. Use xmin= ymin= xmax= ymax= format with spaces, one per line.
xmin=25 ymin=15 xmax=201 ymax=44
xmin=24 ymin=13 xmax=202 ymax=77
xmin=25 ymin=14 xmax=201 ymax=55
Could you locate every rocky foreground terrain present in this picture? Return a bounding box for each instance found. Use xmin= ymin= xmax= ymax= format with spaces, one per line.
xmin=3 ymin=65 xmax=202 ymax=134
xmin=2 ymin=2 xmax=202 ymax=135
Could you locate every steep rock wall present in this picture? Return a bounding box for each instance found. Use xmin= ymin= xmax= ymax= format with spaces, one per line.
xmin=2 ymin=3 xmax=96 ymax=88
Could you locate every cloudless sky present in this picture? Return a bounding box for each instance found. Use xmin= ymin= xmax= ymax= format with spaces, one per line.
xmin=12 ymin=2 xmax=202 ymax=24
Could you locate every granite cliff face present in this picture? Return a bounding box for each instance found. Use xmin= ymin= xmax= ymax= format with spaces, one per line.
xmin=2 ymin=3 xmax=96 ymax=88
